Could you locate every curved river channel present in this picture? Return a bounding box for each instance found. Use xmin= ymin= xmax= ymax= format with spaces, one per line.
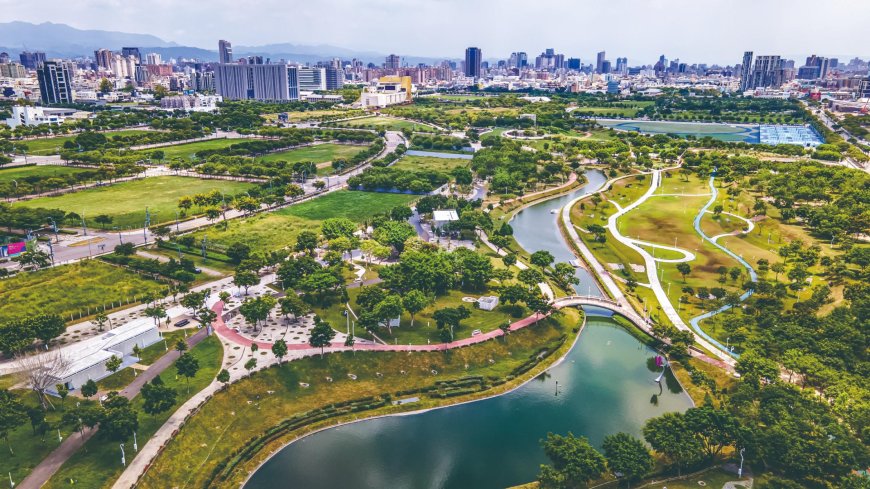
xmin=245 ymin=170 xmax=693 ymax=489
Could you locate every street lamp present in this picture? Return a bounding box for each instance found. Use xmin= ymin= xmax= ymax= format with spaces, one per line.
xmin=120 ymin=443 xmax=126 ymax=466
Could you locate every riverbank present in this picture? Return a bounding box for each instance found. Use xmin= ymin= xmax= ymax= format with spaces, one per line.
xmin=137 ymin=309 xmax=586 ymax=488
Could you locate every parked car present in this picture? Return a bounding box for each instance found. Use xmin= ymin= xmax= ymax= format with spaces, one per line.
xmin=174 ymin=318 xmax=191 ymax=327
xmin=471 ymin=329 xmax=482 ymax=336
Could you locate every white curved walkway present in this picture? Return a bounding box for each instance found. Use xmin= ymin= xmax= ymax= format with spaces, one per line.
xmin=626 ymin=238 xmax=696 ymax=264
xmin=707 ymin=211 xmax=755 ymax=243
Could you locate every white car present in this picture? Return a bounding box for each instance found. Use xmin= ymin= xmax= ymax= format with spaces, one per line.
xmin=471 ymin=329 xmax=482 ymax=336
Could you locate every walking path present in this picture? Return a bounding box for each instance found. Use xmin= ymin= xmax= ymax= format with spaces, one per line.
xmin=18 ymin=325 xmax=210 ymax=489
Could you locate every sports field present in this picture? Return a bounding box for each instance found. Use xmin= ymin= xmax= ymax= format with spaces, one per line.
xmin=15 ymin=176 xmax=256 ymax=229
xmin=191 ymin=190 xmax=417 ymax=253
xmin=597 ymin=119 xmax=760 ymax=143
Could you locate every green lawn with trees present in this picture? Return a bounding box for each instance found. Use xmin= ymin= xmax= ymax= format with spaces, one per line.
xmin=256 ymin=143 xmax=371 ymax=166
xmin=11 ymin=130 xmax=154 ymax=155
xmin=15 ymin=176 xmax=256 ymax=229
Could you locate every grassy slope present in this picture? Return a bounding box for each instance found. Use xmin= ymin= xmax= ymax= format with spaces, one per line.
xmin=15 ymin=176 xmax=256 ymax=229
xmin=153 ymin=138 xmax=243 ymax=160
xmin=391 ymin=155 xmax=470 ymax=174
xmin=256 ymin=143 xmax=368 ymax=165
xmin=0 ymin=165 xmax=91 ymax=184
xmin=137 ymin=310 xmax=580 ymax=489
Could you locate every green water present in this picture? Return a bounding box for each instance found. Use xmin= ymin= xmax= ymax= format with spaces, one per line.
xmin=244 ymin=315 xmax=693 ymax=489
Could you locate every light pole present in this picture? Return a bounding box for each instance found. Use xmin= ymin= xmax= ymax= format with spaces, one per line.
xmin=738 ymin=447 xmax=745 ymax=478
xmin=120 ymin=443 xmax=126 ymax=466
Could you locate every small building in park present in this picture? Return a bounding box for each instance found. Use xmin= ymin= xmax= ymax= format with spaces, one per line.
xmin=432 ymin=209 xmax=459 ymax=229
xmin=46 ymin=317 xmax=161 ymax=395
xmin=477 ymin=296 xmax=500 ymax=311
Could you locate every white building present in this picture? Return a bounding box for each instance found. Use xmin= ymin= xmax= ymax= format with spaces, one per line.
xmin=3 ymin=105 xmax=77 ymax=128
xmin=432 ymin=209 xmax=459 ymax=229
xmin=160 ymin=94 xmax=223 ymax=112
xmin=477 ymin=296 xmax=500 ymax=311
xmin=46 ymin=317 xmax=161 ymax=394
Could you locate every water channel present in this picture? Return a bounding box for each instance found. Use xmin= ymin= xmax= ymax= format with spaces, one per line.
xmin=245 ymin=170 xmax=693 ymax=489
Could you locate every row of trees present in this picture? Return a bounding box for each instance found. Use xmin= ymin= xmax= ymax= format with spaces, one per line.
xmin=0 ymin=314 xmax=65 ymax=356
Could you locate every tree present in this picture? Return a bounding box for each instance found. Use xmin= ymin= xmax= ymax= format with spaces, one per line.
xmin=642 ymin=412 xmax=704 ymax=475
xmin=285 ymin=184 xmax=304 ymax=199
xmin=180 ymin=290 xmax=208 ymax=316
xmin=99 ymin=77 xmax=112 ymax=93
xmin=81 ymin=379 xmax=98 ymax=399
xmin=676 ymin=262 xmax=691 ymax=281
xmin=141 ymin=375 xmax=177 ymax=416
xmin=602 ymin=432 xmax=653 ymax=486
xmin=175 ymin=352 xmax=200 ymax=393
xmin=143 ymin=305 xmax=167 ymax=326
xmin=531 ymin=250 xmax=555 ymax=271
xmin=30 ymin=314 xmax=65 ymax=347
xmin=100 ymin=392 xmax=138 ymax=441
xmin=321 ymin=217 xmax=357 ymax=240
xmin=771 ymin=262 xmax=785 ymax=281
xmin=684 ymin=404 xmax=741 ymax=460
xmin=402 ymin=290 xmax=430 ymax=326
xmin=518 ymin=268 xmax=545 ymax=289
xmin=216 ymin=369 xmax=230 ymax=387
xmin=234 ymin=269 xmax=259 ymax=295
xmin=502 ymin=253 xmax=517 ymax=267
xmin=195 ymin=308 xmax=218 ymax=331
xmin=373 ymin=220 xmax=416 ymax=252
xmin=309 ymin=320 xmax=336 ymax=357
xmin=538 ymin=432 xmax=607 ymax=489
xmin=226 ymin=242 xmax=251 ymax=265
xmin=0 ymin=390 xmax=27 ymax=454
xmin=271 ymin=339 xmax=288 ymax=363
xmin=174 ymin=338 xmax=188 ymax=352
xmin=55 ymin=383 xmax=69 ymax=409
xmin=234 ymin=196 xmax=260 ymax=215
xmin=390 ymin=205 xmax=413 ymax=221
xmin=295 ymin=230 xmax=319 ymax=254
xmin=244 ymin=357 xmax=257 ymax=373
xmin=94 ymin=311 xmax=109 ymax=332
xmin=279 ymin=294 xmax=308 ymax=322
xmin=373 ymin=295 xmax=404 ymax=334
xmin=105 ymin=355 xmax=122 ymax=374
xmin=18 ymin=249 xmax=50 ymax=270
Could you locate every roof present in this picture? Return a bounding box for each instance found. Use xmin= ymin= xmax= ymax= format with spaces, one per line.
xmin=48 ymin=317 xmax=158 ymax=379
xmin=433 ymin=209 xmax=459 ymax=222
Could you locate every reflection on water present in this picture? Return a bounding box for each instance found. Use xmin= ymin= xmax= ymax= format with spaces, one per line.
xmin=245 ymin=316 xmax=692 ymax=489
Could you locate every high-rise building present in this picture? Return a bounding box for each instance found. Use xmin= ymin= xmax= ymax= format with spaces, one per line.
xmin=566 ymin=58 xmax=582 ymax=70
xmin=0 ymin=63 xmax=26 ymax=78
xmin=465 ymin=47 xmax=482 ymax=78
xmin=145 ymin=53 xmax=162 ymax=65
xmin=215 ymin=63 xmax=299 ymax=101
xmin=739 ymin=51 xmax=754 ymax=92
xmin=385 ymin=54 xmax=401 ymax=70
xmin=748 ymin=55 xmax=783 ymax=90
xmin=121 ymin=47 xmax=141 ymax=63
xmin=325 ymin=67 xmax=344 ymax=90
xmin=94 ymin=49 xmax=113 ymax=70
xmin=0 ymin=52 xmax=8 ymax=64
xmin=859 ymin=77 xmax=870 ymax=98
xmin=219 ymin=40 xmax=233 ymax=64
xmin=798 ymin=55 xmax=831 ymax=80
xmin=615 ymin=57 xmax=628 ymax=74
xmin=37 ymin=60 xmax=73 ymax=104
xmin=596 ymin=51 xmax=606 ymax=73
xmin=19 ymin=51 xmax=46 ymax=70
xmin=298 ymin=67 xmax=327 ymax=91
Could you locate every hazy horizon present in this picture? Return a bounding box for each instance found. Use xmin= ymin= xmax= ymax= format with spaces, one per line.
xmin=1 ymin=0 xmax=869 ymax=65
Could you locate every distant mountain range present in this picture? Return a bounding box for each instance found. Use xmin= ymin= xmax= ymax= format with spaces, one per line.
xmin=0 ymin=21 xmax=453 ymax=65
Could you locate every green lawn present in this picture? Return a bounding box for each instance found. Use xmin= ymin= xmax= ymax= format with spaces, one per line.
xmin=14 ymin=130 xmax=155 ymax=155
xmin=45 ymin=335 xmax=223 ymax=489
xmin=152 ymin=138 xmax=248 ymax=161
xmin=330 ymin=117 xmax=437 ymax=132
xmin=0 ymin=165 xmax=91 ymax=185
xmin=0 ymin=260 xmax=168 ymax=325
xmin=391 ymin=155 xmax=470 ymax=174
xmin=15 ymin=176 xmax=256 ymax=229
xmin=136 ymin=310 xmax=580 ymax=489
xmin=257 ymin=143 xmax=370 ymax=175
xmin=135 ymin=330 xmax=187 ymax=365
xmin=191 ymin=190 xmax=417 ymax=253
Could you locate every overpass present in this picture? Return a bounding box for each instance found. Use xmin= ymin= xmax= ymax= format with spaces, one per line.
xmin=552 ymin=295 xmax=652 ymax=334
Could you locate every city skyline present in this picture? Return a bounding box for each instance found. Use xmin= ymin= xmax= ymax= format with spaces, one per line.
xmin=1 ymin=0 xmax=868 ymax=65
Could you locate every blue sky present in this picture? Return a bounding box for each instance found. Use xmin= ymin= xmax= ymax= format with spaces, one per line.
xmin=1 ymin=0 xmax=867 ymax=64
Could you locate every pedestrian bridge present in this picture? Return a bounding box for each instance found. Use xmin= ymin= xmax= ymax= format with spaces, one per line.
xmin=552 ymin=295 xmax=652 ymax=334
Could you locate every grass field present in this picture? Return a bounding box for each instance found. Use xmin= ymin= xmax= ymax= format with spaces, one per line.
xmin=45 ymin=335 xmax=223 ymax=489
xmin=136 ymin=310 xmax=580 ymax=489
xmin=0 ymin=260 xmax=167 ymax=326
xmin=391 ymin=155 xmax=470 ymax=174
xmin=15 ymin=176 xmax=256 ymax=229
xmin=0 ymin=164 xmax=91 ymax=184
xmin=256 ymin=143 xmax=370 ymax=175
xmin=191 ymin=190 xmax=418 ymax=253
xmin=263 ymin=109 xmax=360 ymax=123
xmin=330 ymin=116 xmax=438 ymax=132
xmin=12 ymin=130 xmax=155 ymax=156
xmin=153 ymin=138 xmax=248 ymax=160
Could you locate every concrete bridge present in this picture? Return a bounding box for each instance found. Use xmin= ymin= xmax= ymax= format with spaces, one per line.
xmin=553 ymin=295 xmax=653 ymax=333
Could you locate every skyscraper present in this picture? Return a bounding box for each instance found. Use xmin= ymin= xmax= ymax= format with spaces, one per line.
xmin=215 ymin=63 xmax=299 ymax=101
xmin=219 ymin=40 xmax=233 ymax=64
xmin=385 ymin=54 xmax=401 ymax=70
xmin=121 ymin=47 xmax=141 ymax=63
xmin=739 ymin=51 xmax=754 ymax=92
xmin=465 ymin=47 xmax=482 ymax=78
xmin=615 ymin=57 xmax=628 ymax=74
xmin=596 ymin=51 xmax=606 ymax=73
xmin=19 ymin=51 xmax=46 ymax=70
xmin=748 ymin=55 xmax=783 ymax=90
xmin=94 ymin=49 xmax=113 ymax=70
xmin=37 ymin=61 xmax=73 ymax=104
